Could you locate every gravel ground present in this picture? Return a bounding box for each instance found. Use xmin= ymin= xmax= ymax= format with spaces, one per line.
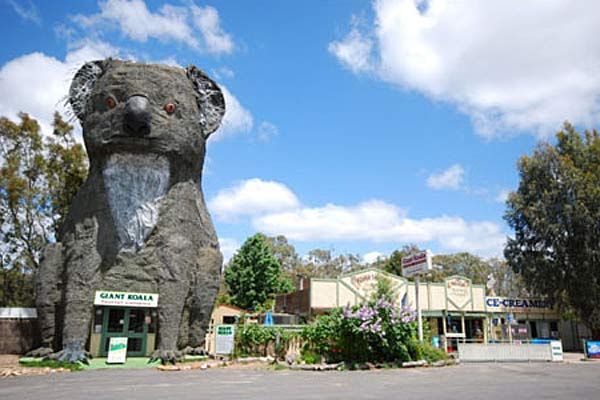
xmin=1 ymin=361 xmax=599 ymax=400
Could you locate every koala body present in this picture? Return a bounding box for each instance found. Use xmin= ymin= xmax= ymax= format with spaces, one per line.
xmin=34 ymin=60 xmax=225 ymax=362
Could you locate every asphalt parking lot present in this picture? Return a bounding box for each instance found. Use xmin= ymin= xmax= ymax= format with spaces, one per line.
xmin=1 ymin=362 xmax=599 ymax=400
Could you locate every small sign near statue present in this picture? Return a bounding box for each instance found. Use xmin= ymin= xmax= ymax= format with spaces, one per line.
xmin=215 ymin=325 xmax=235 ymax=355
xmin=106 ymin=337 xmax=128 ymax=364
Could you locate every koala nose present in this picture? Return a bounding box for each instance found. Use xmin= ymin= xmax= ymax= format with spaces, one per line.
xmin=124 ymin=95 xmax=152 ymax=137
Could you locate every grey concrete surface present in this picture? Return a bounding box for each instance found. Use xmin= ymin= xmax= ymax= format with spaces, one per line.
xmin=1 ymin=363 xmax=599 ymax=400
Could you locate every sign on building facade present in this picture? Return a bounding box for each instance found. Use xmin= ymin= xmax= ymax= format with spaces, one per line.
xmin=485 ymin=297 xmax=553 ymax=312
xmin=93 ymin=291 xmax=159 ymax=308
xmin=445 ymin=276 xmax=472 ymax=310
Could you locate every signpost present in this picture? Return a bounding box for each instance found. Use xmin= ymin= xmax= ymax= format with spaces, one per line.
xmin=215 ymin=325 xmax=235 ymax=355
xmin=106 ymin=337 xmax=128 ymax=364
xmin=402 ymin=250 xmax=433 ymax=342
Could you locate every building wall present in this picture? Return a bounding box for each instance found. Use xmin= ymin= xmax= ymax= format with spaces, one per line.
xmin=0 ymin=319 xmax=40 ymax=354
xmin=310 ymin=280 xmax=338 ymax=309
xmin=205 ymin=304 xmax=246 ymax=355
xmin=275 ymin=288 xmax=310 ymax=316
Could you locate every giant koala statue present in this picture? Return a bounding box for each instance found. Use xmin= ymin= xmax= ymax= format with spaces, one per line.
xmin=33 ymin=59 xmax=225 ymax=363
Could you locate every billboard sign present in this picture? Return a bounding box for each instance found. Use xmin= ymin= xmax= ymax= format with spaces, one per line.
xmin=402 ymin=251 xmax=432 ymax=278
xmin=585 ymin=341 xmax=600 ymax=359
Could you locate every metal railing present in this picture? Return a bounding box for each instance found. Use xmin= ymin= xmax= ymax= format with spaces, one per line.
xmin=457 ymin=339 xmax=563 ymax=362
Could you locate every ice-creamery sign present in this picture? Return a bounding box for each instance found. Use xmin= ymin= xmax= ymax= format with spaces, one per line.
xmin=94 ymin=291 xmax=159 ymax=308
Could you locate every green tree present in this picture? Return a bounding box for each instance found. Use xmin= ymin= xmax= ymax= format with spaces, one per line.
xmin=265 ymin=235 xmax=302 ymax=273
xmin=430 ymin=252 xmax=491 ymax=285
xmin=299 ymin=248 xmax=364 ymax=278
xmin=224 ymin=233 xmax=292 ymax=310
xmin=0 ymin=112 xmax=87 ymax=306
xmin=504 ymin=123 xmax=600 ymax=338
xmin=382 ymin=244 xmax=421 ymax=276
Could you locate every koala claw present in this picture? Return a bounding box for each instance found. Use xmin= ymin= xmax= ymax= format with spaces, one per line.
xmin=25 ymin=347 xmax=54 ymax=358
xmin=150 ymin=349 xmax=183 ymax=365
xmin=47 ymin=342 xmax=91 ymax=364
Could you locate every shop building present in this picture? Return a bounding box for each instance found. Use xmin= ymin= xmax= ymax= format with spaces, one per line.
xmin=89 ymin=290 xmax=159 ymax=357
xmin=274 ymin=268 xmax=587 ymax=350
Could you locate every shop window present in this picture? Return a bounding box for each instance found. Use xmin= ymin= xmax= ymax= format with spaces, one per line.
xmin=550 ymin=321 xmax=559 ymax=338
xmin=107 ymin=309 xmax=125 ymax=333
xmin=128 ymin=309 xmax=145 ymax=333
xmin=530 ymin=321 xmax=538 ymax=338
xmin=128 ymin=338 xmax=143 ymax=353
xmin=148 ymin=310 xmax=157 ymax=334
xmin=94 ymin=308 xmax=103 ymax=334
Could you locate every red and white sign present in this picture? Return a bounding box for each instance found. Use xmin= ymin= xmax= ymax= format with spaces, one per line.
xmin=401 ymin=250 xmax=432 ymax=278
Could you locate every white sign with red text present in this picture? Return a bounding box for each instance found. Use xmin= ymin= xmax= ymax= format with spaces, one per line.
xmin=401 ymin=251 xmax=432 ymax=278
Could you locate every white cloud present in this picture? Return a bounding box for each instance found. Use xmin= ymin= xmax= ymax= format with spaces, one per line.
xmin=212 ymin=85 xmax=254 ymax=140
xmin=257 ymin=121 xmax=279 ymax=142
xmin=209 ymin=178 xmax=300 ymax=221
xmin=0 ymin=43 xmax=254 ymax=140
xmin=72 ymin=0 xmax=234 ymax=55
xmin=0 ymin=41 xmax=119 ymax=136
xmin=495 ymin=189 xmax=511 ymax=204
xmin=328 ymin=28 xmax=374 ymax=74
xmin=191 ymin=5 xmax=234 ymax=54
xmin=212 ymin=66 xmax=235 ymax=80
xmin=210 ymin=178 xmax=507 ymax=256
xmin=7 ymin=0 xmax=41 ymax=25
xmin=219 ymin=237 xmax=240 ymax=263
xmin=363 ymin=251 xmax=385 ymax=264
xmin=426 ymin=164 xmax=465 ymax=190
xmin=254 ymin=200 xmax=506 ymax=256
xmin=331 ymin=0 xmax=600 ymax=137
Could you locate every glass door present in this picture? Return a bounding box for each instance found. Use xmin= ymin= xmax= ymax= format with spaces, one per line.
xmin=100 ymin=307 xmax=148 ymax=357
xmin=125 ymin=308 xmax=147 ymax=356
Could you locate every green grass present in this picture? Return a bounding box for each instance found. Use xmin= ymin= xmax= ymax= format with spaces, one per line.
xmin=85 ymin=357 xmax=160 ymax=369
xmin=19 ymin=357 xmax=85 ymax=371
xmin=182 ymin=355 xmax=209 ymax=363
xmin=20 ymin=355 xmax=210 ymax=370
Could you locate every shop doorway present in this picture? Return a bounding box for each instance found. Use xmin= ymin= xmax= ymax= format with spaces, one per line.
xmin=465 ymin=319 xmax=484 ymax=342
xmin=100 ymin=307 xmax=150 ymax=357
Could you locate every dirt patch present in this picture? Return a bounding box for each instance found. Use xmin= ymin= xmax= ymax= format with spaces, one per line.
xmin=0 ymin=355 xmax=20 ymax=368
xmin=0 ymin=354 xmax=71 ymax=378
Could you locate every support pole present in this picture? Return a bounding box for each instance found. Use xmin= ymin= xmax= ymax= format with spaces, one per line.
xmin=416 ymin=276 xmax=423 ymax=342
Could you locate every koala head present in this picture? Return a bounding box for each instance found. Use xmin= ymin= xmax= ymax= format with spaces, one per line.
xmin=69 ymin=59 xmax=225 ymax=166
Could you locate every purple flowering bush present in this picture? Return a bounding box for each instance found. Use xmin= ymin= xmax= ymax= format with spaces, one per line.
xmin=302 ymin=297 xmax=420 ymax=364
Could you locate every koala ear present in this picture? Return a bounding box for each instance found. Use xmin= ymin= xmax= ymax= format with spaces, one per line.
xmin=186 ymin=65 xmax=226 ymax=138
xmin=69 ymin=60 xmax=106 ymax=122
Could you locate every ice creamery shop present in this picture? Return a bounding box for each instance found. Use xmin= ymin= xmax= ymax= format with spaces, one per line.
xmin=90 ymin=291 xmax=159 ymax=357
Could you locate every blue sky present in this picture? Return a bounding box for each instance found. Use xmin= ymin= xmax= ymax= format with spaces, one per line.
xmin=1 ymin=0 xmax=597 ymax=262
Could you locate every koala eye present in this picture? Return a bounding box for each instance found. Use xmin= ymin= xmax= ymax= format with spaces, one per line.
xmin=164 ymin=103 xmax=176 ymax=115
xmin=106 ymin=96 xmax=117 ymax=109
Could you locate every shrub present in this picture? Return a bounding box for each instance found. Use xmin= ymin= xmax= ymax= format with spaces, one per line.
xmin=410 ymin=341 xmax=448 ymax=362
xmin=301 ymin=297 xmax=419 ymax=364
xmin=234 ymin=324 xmax=299 ymax=359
